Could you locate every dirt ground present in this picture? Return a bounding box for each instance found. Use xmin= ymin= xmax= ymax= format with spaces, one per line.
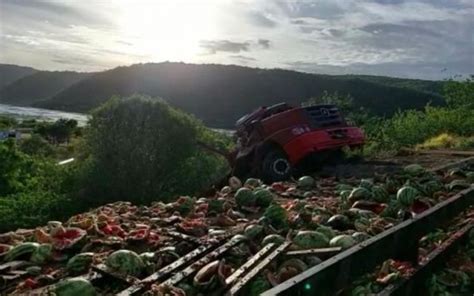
xmin=315 ymin=151 xmax=469 ymax=179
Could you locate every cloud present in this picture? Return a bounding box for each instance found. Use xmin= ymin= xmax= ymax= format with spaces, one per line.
xmin=247 ymin=11 xmax=277 ymax=27
xmin=257 ymin=39 xmax=271 ymax=49
xmin=200 ymin=39 xmax=271 ymax=54
xmin=200 ymin=40 xmax=250 ymax=54
xmin=0 ymin=0 xmax=472 ymax=79
xmin=230 ymin=55 xmax=257 ymax=63
xmin=286 ymin=60 xmax=472 ymax=80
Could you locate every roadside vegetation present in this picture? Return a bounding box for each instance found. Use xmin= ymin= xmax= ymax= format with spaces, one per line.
xmin=0 ymin=78 xmax=472 ymax=232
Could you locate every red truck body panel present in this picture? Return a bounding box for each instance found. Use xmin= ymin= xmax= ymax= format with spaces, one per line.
xmin=234 ymin=103 xmax=365 ymax=170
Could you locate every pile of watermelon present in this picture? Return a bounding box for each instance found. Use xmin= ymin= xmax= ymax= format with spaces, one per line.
xmin=0 ymin=162 xmax=472 ymax=296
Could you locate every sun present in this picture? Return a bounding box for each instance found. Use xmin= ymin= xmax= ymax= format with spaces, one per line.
xmin=116 ymin=1 xmax=218 ymax=61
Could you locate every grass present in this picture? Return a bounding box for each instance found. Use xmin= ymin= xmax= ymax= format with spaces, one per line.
xmin=416 ymin=133 xmax=474 ymax=150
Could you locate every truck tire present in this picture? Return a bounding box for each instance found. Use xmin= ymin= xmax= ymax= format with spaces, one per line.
xmin=261 ymin=149 xmax=292 ymax=182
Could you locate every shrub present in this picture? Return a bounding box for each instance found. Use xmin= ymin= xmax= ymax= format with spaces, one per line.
xmin=80 ymin=95 xmax=230 ymax=206
xmin=19 ymin=134 xmax=55 ymax=157
xmin=0 ymin=191 xmax=70 ymax=232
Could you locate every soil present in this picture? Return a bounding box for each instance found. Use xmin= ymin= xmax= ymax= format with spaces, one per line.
xmin=314 ymin=152 xmax=468 ymax=179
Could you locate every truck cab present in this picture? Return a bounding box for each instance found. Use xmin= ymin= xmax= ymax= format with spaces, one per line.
xmin=232 ymin=103 xmax=365 ymax=181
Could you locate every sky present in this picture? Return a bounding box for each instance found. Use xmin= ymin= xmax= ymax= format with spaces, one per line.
xmin=0 ymin=0 xmax=472 ymax=80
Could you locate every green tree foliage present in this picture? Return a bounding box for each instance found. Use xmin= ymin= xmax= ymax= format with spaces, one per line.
xmin=443 ymin=76 xmax=474 ymax=109
xmin=0 ymin=140 xmax=73 ymax=232
xmin=36 ymin=118 xmax=78 ymax=144
xmin=19 ymin=134 xmax=55 ymax=157
xmin=363 ymin=78 xmax=474 ymax=153
xmin=80 ymin=95 xmax=230 ymax=206
xmin=0 ymin=116 xmax=17 ymax=129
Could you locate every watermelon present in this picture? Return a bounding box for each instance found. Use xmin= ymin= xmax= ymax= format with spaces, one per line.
xmin=404 ymin=164 xmax=425 ymax=176
xmin=263 ymin=204 xmax=288 ymax=230
xmin=348 ymin=187 xmax=373 ymax=203
xmin=234 ymin=187 xmax=256 ymax=207
xmin=447 ymin=179 xmax=470 ymax=191
xmin=339 ymin=190 xmax=351 ymax=202
xmin=175 ymin=196 xmax=195 ymax=216
xmin=315 ymin=225 xmax=337 ymax=239
xmin=244 ymin=178 xmax=261 ymax=188
xmin=105 ymin=250 xmax=145 ymax=277
xmin=229 ymin=176 xmax=242 ymax=191
xmin=352 ymin=232 xmax=371 ymax=243
xmin=396 ymin=186 xmax=419 ymax=207
xmin=466 ymin=172 xmax=474 ymax=183
xmin=30 ymin=243 xmax=53 ymax=265
xmin=359 ymin=179 xmax=373 ymax=190
xmin=422 ymin=180 xmax=444 ymax=197
xmin=262 ymin=234 xmax=285 ymax=246
xmin=326 ymin=214 xmax=351 ymax=231
xmin=293 ymin=231 xmax=329 ymax=249
xmin=5 ymin=242 xmax=39 ymax=262
xmin=381 ymin=200 xmax=402 ymax=218
xmin=220 ymin=186 xmax=232 ymax=194
xmin=244 ymin=225 xmax=264 ymax=239
xmin=297 ymin=176 xmax=315 ymax=189
xmin=449 ymin=168 xmax=466 ymax=177
xmin=254 ymin=189 xmax=274 ymax=207
xmin=371 ymin=185 xmax=389 ymax=203
xmin=53 ymin=278 xmax=96 ymax=296
xmin=354 ymin=218 xmax=370 ymax=232
xmin=67 ymin=253 xmax=94 ymax=275
xmin=208 ymin=199 xmax=225 ymax=213
xmin=384 ymin=177 xmax=400 ymax=194
xmin=329 ymin=235 xmax=356 ymax=249
xmin=336 ymin=184 xmax=353 ymax=192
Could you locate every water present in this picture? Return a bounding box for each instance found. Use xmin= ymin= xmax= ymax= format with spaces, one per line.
xmin=0 ymin=104 xmax=88 ymax=126
xmin=0 ymin=104 xmax=234 ymax=134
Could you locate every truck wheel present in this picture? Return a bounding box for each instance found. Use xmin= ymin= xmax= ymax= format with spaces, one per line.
xmin=261 ymin=149 xmax=292 ymax=182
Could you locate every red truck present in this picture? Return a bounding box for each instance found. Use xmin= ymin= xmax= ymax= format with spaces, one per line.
xmin=227 ymin=103 xmax=365 ymax=182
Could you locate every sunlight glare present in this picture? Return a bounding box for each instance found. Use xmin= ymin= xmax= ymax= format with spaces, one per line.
xmin=117 ymin=0 xmax=217 ymax=61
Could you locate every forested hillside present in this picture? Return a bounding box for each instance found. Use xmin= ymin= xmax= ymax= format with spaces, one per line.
xmin=36 ymin=62 xmax=444 ymax=127
xmin=339 ymin=75 xmax=444 ymax=96
xmin=0 ymin=64 xmax=36 ymax=88
xmin=0 ymin=71 xmax=92 ymax=106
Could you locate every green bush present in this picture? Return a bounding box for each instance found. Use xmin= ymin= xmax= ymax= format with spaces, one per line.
xmin=0 ymin=191 xmax=70 ymax=232
xmin=80 ymin=95 xmax=230 ymax=206
xmin=375 ymin=106 xmax=474 ymax=150
xmin=19 ymin=134 xmax=55 ymax=157
xmin=0 ymin=140 xmax=76 ymax=232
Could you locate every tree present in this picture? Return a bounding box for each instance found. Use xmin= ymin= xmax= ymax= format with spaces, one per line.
xmin=82 ymin=95 xmax=204 ymax=204
xmin=302 ymin=91 xmax=370 ymax=125
xmin=443 ymin=76 xmax=474 ymax=109
xmin=19 ymin=134 xmax=55 ymax=157
xmin=36 ymin=119 xmax=78 ymax=144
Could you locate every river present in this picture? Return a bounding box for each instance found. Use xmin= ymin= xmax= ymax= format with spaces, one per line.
xmin=0 ymin=104 xmax=88 ymax=126
xmin=0 ymin=104 xmax=234 ymax=134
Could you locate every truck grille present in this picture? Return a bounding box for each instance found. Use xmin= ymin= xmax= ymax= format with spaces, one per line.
xmin=304 ymin=105 xmax=344 ymax=128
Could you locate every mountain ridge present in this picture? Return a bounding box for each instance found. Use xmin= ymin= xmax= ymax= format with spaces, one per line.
xmin=0 ymin=62 xmax=445 ymax=128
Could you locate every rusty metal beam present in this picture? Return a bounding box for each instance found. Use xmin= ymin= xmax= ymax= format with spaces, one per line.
xmin=261 ymin=186 xmax=474 ymax=296
xmin=116 ymin=243 xmax=216 ymax=296
xmin=228 ymin=241 xmax=291 ymax=296
xmin=158 ymin=235 xmax=246 ymax=288
xmin=225 ymin=243 xmax=276 ymax=286
xmin=377 ymin=222 xmax=474 ymax=296
xmin=429 ymin=156 xmax=474 ymax=173
xmin=285 ymin=247 xmax=342 ymax=257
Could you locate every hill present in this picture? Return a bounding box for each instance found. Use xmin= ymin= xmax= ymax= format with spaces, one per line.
xmin=37 ymin=62 xmax=445 ymax=128
xmin=342 ymin=75 xmax=444 ymax=96
xmin=0 ymin=64 xmax=36 ymax=88
xmin=0 ymin=70 xmax=91 ymax=106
